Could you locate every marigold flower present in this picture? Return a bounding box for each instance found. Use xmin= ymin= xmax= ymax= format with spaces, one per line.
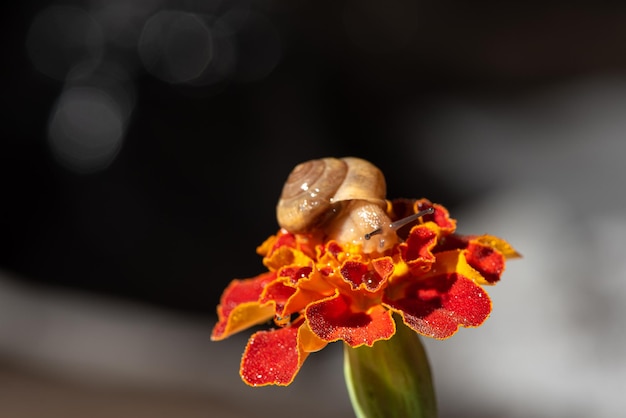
xmin=211 ymin=157 xmax=518 ymax=388
xmin=211 ymin=187 xmax=519 ymax=386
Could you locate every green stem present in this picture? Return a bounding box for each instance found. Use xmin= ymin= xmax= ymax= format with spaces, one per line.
xmin=343 ymin=315 xmax=438 ymax=418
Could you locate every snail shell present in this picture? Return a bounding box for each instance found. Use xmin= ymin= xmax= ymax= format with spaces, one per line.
xmin=276 ymin=157 xmax=397 ymax=253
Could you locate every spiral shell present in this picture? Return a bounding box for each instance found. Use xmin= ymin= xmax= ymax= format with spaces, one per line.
xmin=276 ymin=157 xmax=396 ymax=253
xmin=276 ymin=157 xmax=386 ymax=232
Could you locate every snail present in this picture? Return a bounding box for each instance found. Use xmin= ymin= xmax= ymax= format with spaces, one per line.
xmin=276 ymin=157 xmax=433 ymax=253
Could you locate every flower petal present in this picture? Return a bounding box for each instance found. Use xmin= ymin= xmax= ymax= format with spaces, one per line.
xmin=263 ymin=245 xmax=313 ymax=272
xmin=465 ymin=241 xmax=506 ymax=284
xmin=435 ymin=234 xmax=517 ymax=284
xmin=298 ymin=321 xmax=328 ymax=353
xmin=211 ymin=272 xmax=276 ymax=341
xmin=306 ymin=292 xmax=396 ymax=347
xmin=340 ymin=257 xmax=393 ymax=292
xmin=414 ymin=199 xmax=457 ymax=233
xmin=428 ymin=249 xmax=488 ymax=285
xmin=259 ymin=278 xmax=296 ymax=319
xmin=261 ymin=270 xmax=335 ymax=320
xmin=256 ymin=231 xmax=295 ymax=257
xmin=473 ymin=234 xmax=522 ymax=259
xmin=384 ymin=273 xmax=492 ymax=339
xmin=399 ymin=225 xmax=438 ymax=272
xmin=240 ymin=325 xmax=305 ymax=386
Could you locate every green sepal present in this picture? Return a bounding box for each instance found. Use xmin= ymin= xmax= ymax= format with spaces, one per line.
xmin=343 ymin=315 xmax=438 ymax=418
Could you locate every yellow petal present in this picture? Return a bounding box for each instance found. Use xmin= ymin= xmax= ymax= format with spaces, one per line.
xmin=298 ymin=321 xmax=328 ymax=353
xmin=474 ymin=234 xmax=522 ymax=259
xmin=213 ymin=302 xmax=275 ymax=341
xmin=427 ymin=250 xmax=491 ymax=286
xmin=264 ymin=246 xmax=313 ymax=272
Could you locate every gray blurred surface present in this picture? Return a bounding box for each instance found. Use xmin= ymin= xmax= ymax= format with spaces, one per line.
xmin=0 ymin=271 xmax=353 ymax=418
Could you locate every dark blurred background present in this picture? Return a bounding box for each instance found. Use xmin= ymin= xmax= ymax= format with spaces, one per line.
xmin=2 ymin=1 xmax=626 ymax=417
xmin=4 ymin=0 xmax=626 ymax=314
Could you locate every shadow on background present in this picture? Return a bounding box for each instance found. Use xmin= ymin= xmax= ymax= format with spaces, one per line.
xmin=1 ymin=1 xmax=625 ymax=417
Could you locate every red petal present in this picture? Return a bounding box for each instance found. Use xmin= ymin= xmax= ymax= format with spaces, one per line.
xmin=272 ymin=231 xmax=297 ymax=251
xmin=340 ymin=260 xmax=387 ymax=292
xmin=414 ymin=199 xmax=456 ymax=232
xmin=259 ymin=279 xmax=296 ymax=317
xmin=372 ymin=256 xmax=394 ymax=281
xmin=384 ymin=273 xmax=492 ymax=339
xmin=256 ymin=232 xmax=294 ymax=258
xmin=465 ymin=241 xmax=506 ymax=284
xmin=327 ymin=241 xmax=344 ymax=257
xmin=306 ymin=293 xmax=395 ymax=347
xmin=240 ymin=326 xmax=304 ymax=386
xmin=400 ymin=225 xmax=437 ymax=272
xmin=434 ymin=233 xmax=470 ymax=253
xmin=211 ymin=272 xmax=276 ymax=340
xmin=278 ymin=265 xmax=313 ymax=285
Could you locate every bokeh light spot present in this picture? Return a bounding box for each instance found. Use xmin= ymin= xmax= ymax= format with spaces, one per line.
xmin=47 ymin=87 xmax=125 ymax=174
xmin=138 ymin=11 xmax=213 ymax=84
xmin=26 ymin=5 xmax=104 ymax=80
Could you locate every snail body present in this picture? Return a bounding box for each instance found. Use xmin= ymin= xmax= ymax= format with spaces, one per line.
xmin=276 ymin=157 xmax=397 ymax=253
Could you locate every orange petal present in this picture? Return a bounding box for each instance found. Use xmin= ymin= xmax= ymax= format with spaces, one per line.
xmin=256 ymin=233 xmax=281 ymax=257
xmin=263 ymin=245 xmax=313 ymax=272
xmin=211 ymin=272 xmax=276 ymax=341
xmin=372 ymin=256 xmax=395 ymax=281
xmin=298 ymin=321 xmax=328 ymax=353
xmin=306 ymin=292 xmax=396 ymax=347
xmin=281 ymin=269 xmax=338 ymax=316
xmin=281 ymin=288 xmax=327 ymax=319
